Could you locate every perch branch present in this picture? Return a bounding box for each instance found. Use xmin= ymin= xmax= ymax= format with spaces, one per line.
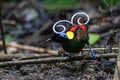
xmin=0 ymin=53 xmax=58 ymax=61
xmin=0 ymin=41 xmax=118 ymax=55
xmin=0 ymin=53 xmax=117 ymax=67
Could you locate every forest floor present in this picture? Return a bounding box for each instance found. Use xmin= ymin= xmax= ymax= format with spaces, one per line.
xmin=0 ymin=0 xmax=120 ymax=80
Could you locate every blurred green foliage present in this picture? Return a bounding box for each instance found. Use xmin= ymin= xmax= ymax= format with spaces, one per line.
xmin=5 ymin=34 xmax=14 ymax=42
xmin=44 ymin=0 xmax=79 ymax=12
xmin=102 ymin=0 xmax=120 ymax=7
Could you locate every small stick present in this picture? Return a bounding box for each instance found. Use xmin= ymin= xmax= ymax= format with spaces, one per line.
xmin=0 ymin=41 xmax=58 ymax=55
xmin=0 ymin=53 xmax=58 ymax=61
xmin=113 ymin=43 xmax=120 ymax=80
xmin=0 ymin=53 xmax=117 ymax=67
xmin=0 ymin=0 xmax=7 ymax=54
xmin=0 ymin=41 xmax=118 ymax=55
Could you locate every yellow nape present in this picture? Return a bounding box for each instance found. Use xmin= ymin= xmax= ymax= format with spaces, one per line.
xmin=66 ymin=31 xmax=74 ymax=39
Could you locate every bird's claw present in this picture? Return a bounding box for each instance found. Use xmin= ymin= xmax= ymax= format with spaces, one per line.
xmin=67 ymin=53 xmax=74 ymax=64
xmin=58 ymin=51 xmax=73 ymax=62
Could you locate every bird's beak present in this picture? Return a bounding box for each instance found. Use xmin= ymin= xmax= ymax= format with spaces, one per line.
xmin=46 ymin=38 xmax=52 ymax=42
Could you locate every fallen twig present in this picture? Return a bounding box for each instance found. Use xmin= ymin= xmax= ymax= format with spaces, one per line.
xmin=0 ymin=53 xmax=117 ymax=67
xmin=113 ymin=44 xmax=120 ymax=80
xmin=0 ymin=41 xmax=58 ymax=55
xmin=0 ymin=53 xmax=58 ymax=61
xmin=0 ymin=41 xmax=118 ymax=55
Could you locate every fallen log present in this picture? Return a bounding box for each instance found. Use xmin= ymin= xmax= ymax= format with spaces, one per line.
xmin=0 ymin=53 xmax=117 ymax=67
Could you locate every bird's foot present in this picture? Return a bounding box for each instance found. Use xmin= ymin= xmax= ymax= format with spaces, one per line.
xmin=67 ymin=53 xmax=72 ymax=60
xmin=66 ymin=53 xmax=74 ymax=64
xmin=58 ymin=51 xmax=73 ymax=63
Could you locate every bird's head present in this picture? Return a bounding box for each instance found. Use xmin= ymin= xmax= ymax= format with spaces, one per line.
xmin=48 ymin=12 xmax=90 ymax=42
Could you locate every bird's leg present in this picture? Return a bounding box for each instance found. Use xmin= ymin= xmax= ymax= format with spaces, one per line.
xmin=87 ymin=43 xmax=96 ymax=59
xmin=66 ymin=53 xmax=75 ymax=65
xmin=58 ymin=50 xmax=73 ymax=60
xmin=66 ymin=53 xmax=72 ymax=60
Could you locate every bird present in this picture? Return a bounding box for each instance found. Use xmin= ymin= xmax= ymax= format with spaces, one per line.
xmin=48 ymin=12 xmax=95 ymax=58
xmin=51 ymin=24 xmax=88 ymax=52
